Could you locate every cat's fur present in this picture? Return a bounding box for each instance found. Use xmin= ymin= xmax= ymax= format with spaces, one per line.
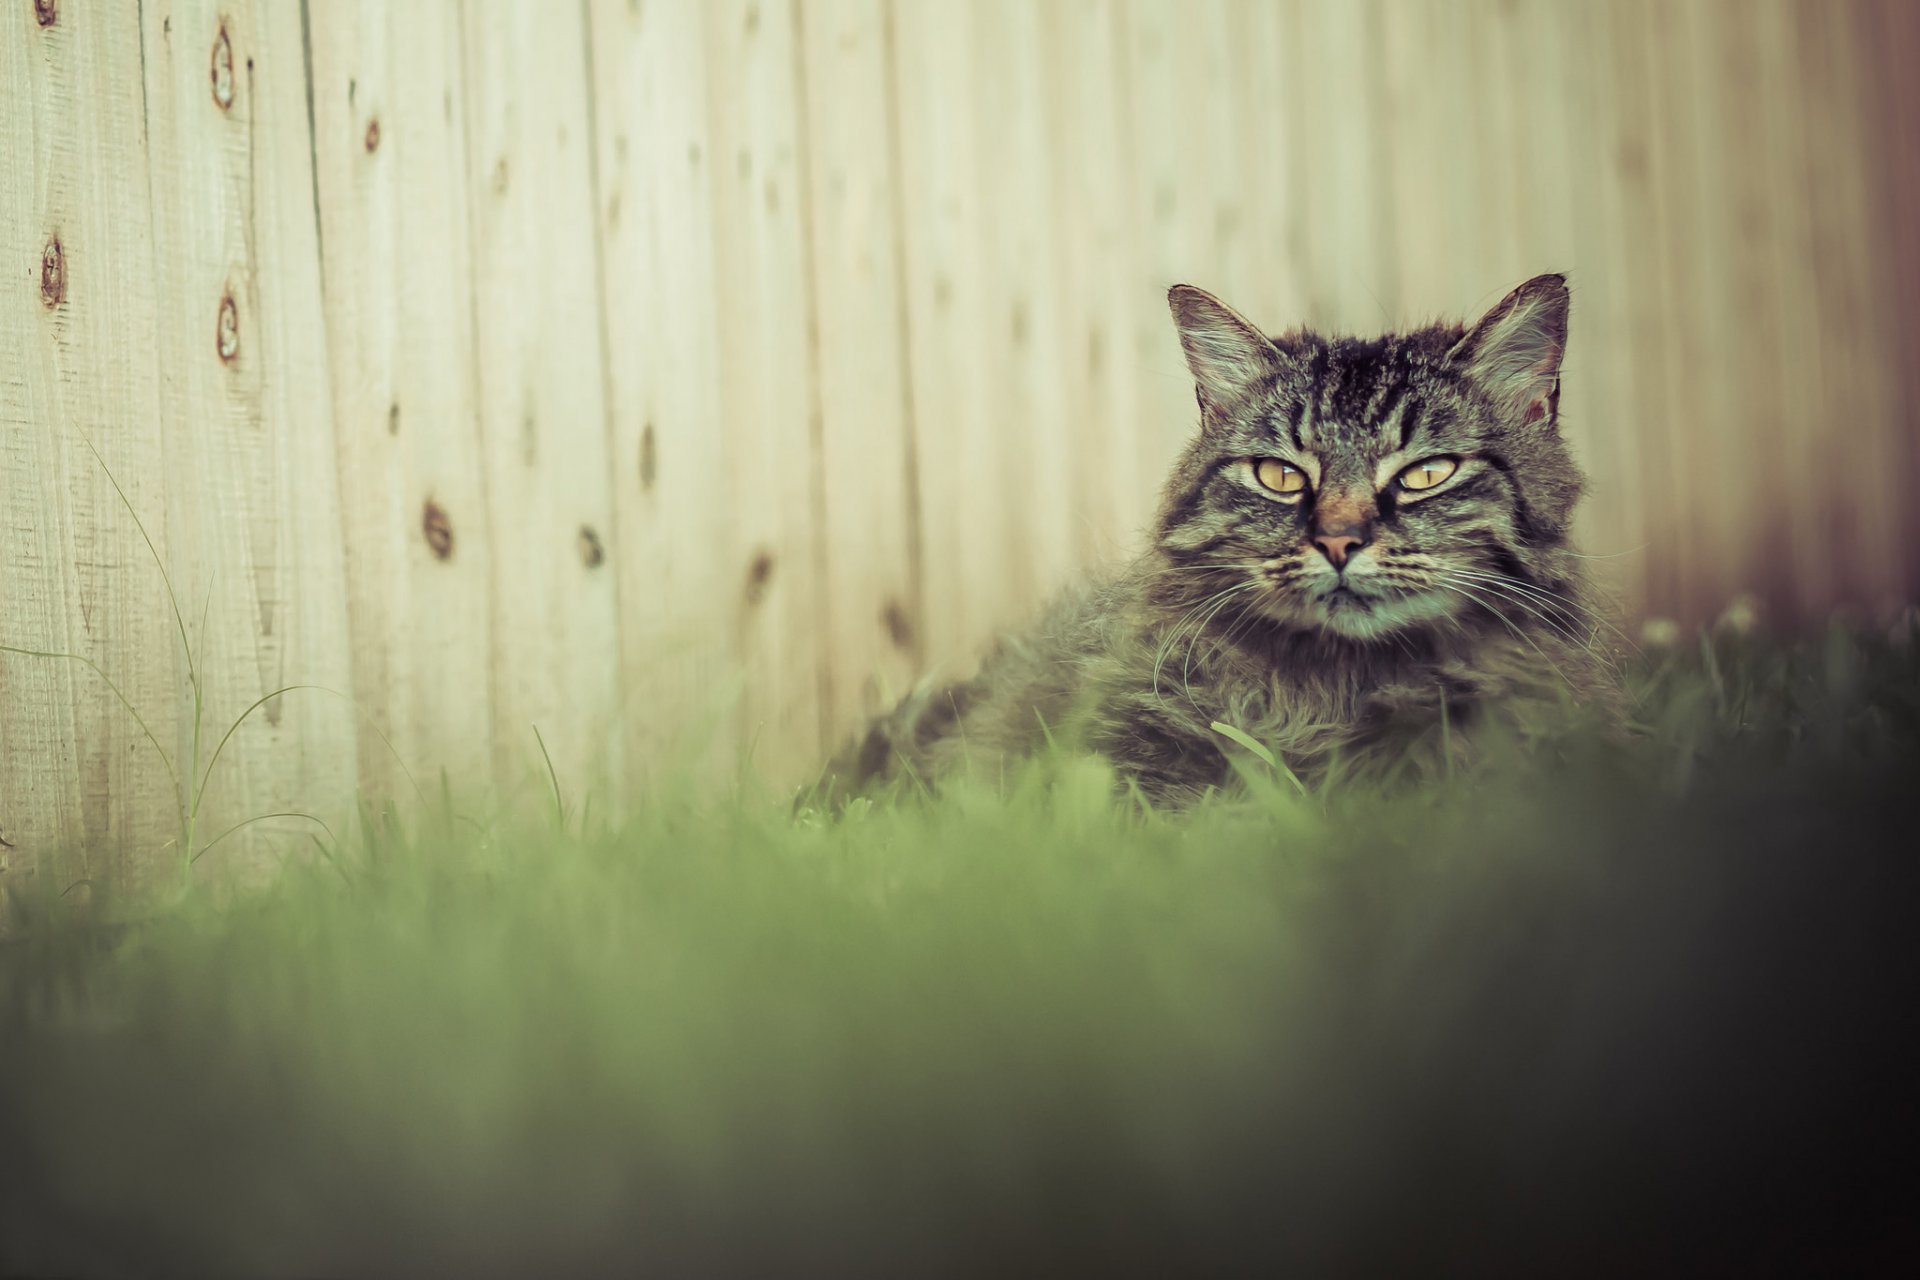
xmin=829 ymin=275 xmax=1621 ymax=805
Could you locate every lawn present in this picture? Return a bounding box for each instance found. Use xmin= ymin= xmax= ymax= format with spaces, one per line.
xmin=3 ymin=623 xmax=1918 ymax=1276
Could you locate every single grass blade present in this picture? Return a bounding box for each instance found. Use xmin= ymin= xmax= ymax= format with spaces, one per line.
xmin=532 ymin=724 xmax=565 ymax=830
xmin=81 ymin=435 xmax=197 ymax=694
xmin=191 ymin=811 xmax=338 ymax=866
xmin=1 ymin=642 xmax=186 ymax=834
xmin=1210 ymin=721 xmax=1308 ymax=797
xmin=195 ymin=684 xmax=331 ymax=811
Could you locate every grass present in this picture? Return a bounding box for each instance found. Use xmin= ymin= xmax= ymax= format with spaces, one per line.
xmin=2 ymin=622 xmax=1919 ymax=1275
xmin=0 ymin=441 xmax=351 ymax=896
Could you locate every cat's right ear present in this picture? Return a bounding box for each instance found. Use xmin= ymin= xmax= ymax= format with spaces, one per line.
xmin=1168 ymin=285 xmax=1287 ymax=417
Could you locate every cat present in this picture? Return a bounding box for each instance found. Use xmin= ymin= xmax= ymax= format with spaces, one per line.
xmin=826 ymin=274 xmax=1622 ymax=806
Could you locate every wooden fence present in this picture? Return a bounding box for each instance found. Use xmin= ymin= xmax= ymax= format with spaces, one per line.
xmin=4 ymin=0 xmax=1918 ymax=891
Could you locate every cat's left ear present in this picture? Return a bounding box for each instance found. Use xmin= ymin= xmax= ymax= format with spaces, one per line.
xmin=1449 ymin=273 xmax=1570 ymax=428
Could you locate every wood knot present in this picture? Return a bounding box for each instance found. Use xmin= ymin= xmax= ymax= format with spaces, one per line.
xmin=743 ymin=551 xmax=775 ymax=606
xmin=882 ymin=599 xmax=916 ymax=651
xmin=216 ymin=293 xmax=239 ymax=363
xmin=33 ymin=0 xmax=56 ymax=27
xmin=638 ymin=423 xmax=657 ymax=490
xmin=577 ymin=525 xmax=605 ymax=568
xmin=421 ymin=499 xmax=454 ymax=561
xmin=39 ymin=237 xmax=65 ymax=309
xmin=211 ymin=25 xmax=235 ymax=111
xmin=364 ymin=118 xmax=381 ymax=152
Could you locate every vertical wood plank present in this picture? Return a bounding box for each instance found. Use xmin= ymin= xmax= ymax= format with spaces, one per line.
xmin=1042 ymin=0 xmax=1149 ymax=559
xmin=1681 ymin=1 xmax=1796 ymax=620
xmin=701 ymin=0 xmax=827 ymax=781
xmin=584 ymin=0 xmax=740 ymax=791
xmin=307 ymin=1 xmax=496 ymax=802
xmin=891 ymin=1 xmax=1002 ymax=675
xmin=1603 ymin=0 xmax=1688 ymax=621
xmin=1222 ymin=0 xmax=1302 ymax=328
xmin=1860 ymin=0 xmax=1920 ymax=600
xmin=1 ymin=1 xmax=181 ymax=899
xmin=459 ymin=2 xmax=624 ymax=803
xmin=1752 ymin=0 xmax=1840 ymax=620
xmin=970 ymin=0 xmax=1076 ymax=618
xmin=1637 ymin=0 xmax=1719 ymax=624
xmin=1378 ymin=1 xmax=1464 ymax=322
xmin=795 ymin=0 xmax=924 ymax=744
xmin=1286 ymin=0 xmax=1392 ymax=333
xmin=1797 ymin=0 xmax=1907 ymax=612
xmin=138 ymin=0 xmax=359 ymax=881
xmin=1556 ymin=1 xmax=1650 ymax=614
xmin=1116 ymin=0 xmax=1216 ymax=512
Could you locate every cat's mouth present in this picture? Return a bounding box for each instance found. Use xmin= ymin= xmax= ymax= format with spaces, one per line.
xmin=1316 ymin=583 xmax=1385 ymax=623
xmin=1249 ymin=557 xmax=1459 ymax=639
xmin=1298 ymin=578 xmax=1457 ymax=639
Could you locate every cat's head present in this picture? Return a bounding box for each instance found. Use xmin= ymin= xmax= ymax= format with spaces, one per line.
xmin=1155 ymin=275 xmax=1584 ymax=642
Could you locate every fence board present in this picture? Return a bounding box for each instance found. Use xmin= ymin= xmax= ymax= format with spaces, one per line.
xmin=458 ymin=3 xmax=624 ymax=805
xmin=1042 ymin=0 xmax=1150 ymax=559
xmin=971 ymin=0 xmax=1077 ymax=620
xmin=307 ymin=1 xmax=496 ymax=803
xmin=891 ymin=2 xmax=1005 ymax=676
xmin=583 ymin=0 xmax=740 ymax=791
xmin=135 ymin=0 xmax=358 ymax=881
xmin=700 ymin=0 xmax=828 ymax=780
xmin=795 ymin=0 xmax=925 ymax=743
xmin=0 ymin=1 xmax=180 ymax=897
xmin=1556 ymin=1 xmax=1651 ymax=614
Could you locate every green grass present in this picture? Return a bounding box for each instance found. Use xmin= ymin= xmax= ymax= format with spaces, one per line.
xmin=3 ymin=624 xmax=1919 ymax=1275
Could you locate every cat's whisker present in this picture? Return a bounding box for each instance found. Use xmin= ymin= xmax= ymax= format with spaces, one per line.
xmin=1446 ymin=572 xmax=1592 ymax=643
xmin=1448 ymin=568 xmax=1641 ymax=659
xmin=1180 ymin=583 xmax=1260 ymax=703
xmin=1443 ymin=574 xmax=1591 ymax=651
xmin=1437 ymin=578 xmax=1576 ymax=688
xmin=1151 ymin=580 xmax=1260 ymax=706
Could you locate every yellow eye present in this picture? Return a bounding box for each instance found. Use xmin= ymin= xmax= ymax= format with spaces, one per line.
xmin=1397 ymin=456 xmax=1458 ymax=492
xmin=1253 ymin=458 xmax=1309 ymax=495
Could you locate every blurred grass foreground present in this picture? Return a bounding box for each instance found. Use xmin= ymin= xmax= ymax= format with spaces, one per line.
xmin=3 ymin=625 xmax=1919 ymax=1276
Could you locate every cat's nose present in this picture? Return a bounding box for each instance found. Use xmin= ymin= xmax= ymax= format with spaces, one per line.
xmin=1311 ymin=528 xmax=1370 ymax=569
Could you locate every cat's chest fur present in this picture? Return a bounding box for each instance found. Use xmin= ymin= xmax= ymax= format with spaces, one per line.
xmin=1070 ymin=589 xmax=1505 ymax=792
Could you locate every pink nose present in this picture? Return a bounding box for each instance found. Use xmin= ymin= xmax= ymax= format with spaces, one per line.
xmin=1312 ymin=532 xmax=1368 ymax=568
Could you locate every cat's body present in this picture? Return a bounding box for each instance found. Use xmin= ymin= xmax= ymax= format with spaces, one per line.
xmin=829 ymin=276 xmax=1621 ymax=805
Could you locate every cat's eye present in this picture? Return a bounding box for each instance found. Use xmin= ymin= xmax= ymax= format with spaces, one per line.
xmin=1253 ymin=459 xmax=1309 ymax=495
xmin=1397 ymin=456 xmax=1458 ymax=492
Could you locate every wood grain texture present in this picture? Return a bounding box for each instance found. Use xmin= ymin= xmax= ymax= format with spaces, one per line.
xmin=796 ymin=0 xmax=925 ymax=741
xmin=1042 ymin=0 xmax=1148 ymax=561
xmin=0 ymin=0 xmax=180 ymax=898
xmin=583 ymin=0 xmax=741 ymax=791
xmin=307 ymin=0 xmax=496 ymax=804
xmin=890 ymin=0 xmax=1002 ymax=676
xmin=458 ymin=2 xmax=624 ymax=806
xmin=135 ymin=0 xmax=358 ymax=884
xmin=700 ymin=0 xmax=829 ymax=782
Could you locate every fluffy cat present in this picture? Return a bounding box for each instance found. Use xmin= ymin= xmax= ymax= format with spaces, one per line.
xmin=829 ymin=275 xmax=1622 ymax=805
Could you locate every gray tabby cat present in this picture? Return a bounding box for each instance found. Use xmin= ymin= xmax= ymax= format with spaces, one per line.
xmin=828 ymin=274 xmax=1621 ymax=805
